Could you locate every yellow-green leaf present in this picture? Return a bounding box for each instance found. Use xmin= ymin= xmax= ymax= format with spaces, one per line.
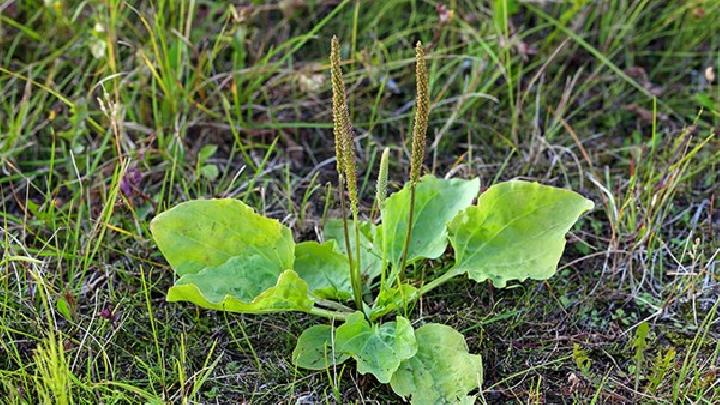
xmin=294 ymin=241 xmax=352 ymax=301
xmin=151 ymin=199 xmax=312 ymax=313
xmin=379 ymin=176 xmax=480 ymax=269
xmin=292 ymin=324 xmax=350 ymax=370
xmin=335 ymin=312 xmax=417 ymax=384
xmin=167 ymin=268 xmax=313 ymax=313
xmin=369 ymin=284 xmax=418 ymax=321
xmin=324 ymin=219 xmax=382 ymax=283
xmin=150 ymin=199 xmax=293 ymax=275
xmin=448 ymin=180 xmax=594 ymax=287
xmin=390 ymin=323 xmax=482 ymax=404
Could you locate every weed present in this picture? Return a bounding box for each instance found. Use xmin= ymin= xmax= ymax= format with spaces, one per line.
xmin=149 ymin=39 xmax=592 ymax=403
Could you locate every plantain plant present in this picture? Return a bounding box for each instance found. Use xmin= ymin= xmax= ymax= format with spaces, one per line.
xmin=150 ymin=37 xmax=594 ymax=403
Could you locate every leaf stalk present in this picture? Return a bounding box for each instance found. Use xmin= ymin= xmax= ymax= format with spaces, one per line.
xmin=338 ymin=175 xmax=363 ymax=310
xmin=309 ymin=307 xmax=352 ymax=321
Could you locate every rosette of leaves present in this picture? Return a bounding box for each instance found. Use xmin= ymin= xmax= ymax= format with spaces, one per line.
xmin=150 ymin=39 xmax=594 ymax=403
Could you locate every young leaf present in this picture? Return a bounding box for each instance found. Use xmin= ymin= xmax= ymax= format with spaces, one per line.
xmin=379 ymin=176 xmax=480 ymax=269
xmin=647 ymin=347 xmax=675 ymax=394
xmin=292 ymin=324 xmax=350 ymax=370
xmin=150 ymin=199 xmax=294 ymax=275
xmin=197 ymin=144 xmax=218 ymax=163
xmin=56 ymin=297 xmax=73 ymax=321
xmin=573 ymin=342 xmax=592 ymax=376
xmin=294 ymin=241 xmax=353 ymax=301
xmin=369 ymin=284 xmax=418 ymax=321
xmin=200 ymin=164 xmax=219 ymax=180
xmin=390 ymin=323 xmax=482 ymax=404
xmin=335 ymin=312 xmax=417 ymax=384
xmin=448 ymin=180 xmax=593 ymax=287
xmin=324 ymin=219 xmax=382 ymax=283
xmin=167 ymin=267 xmax=314 ymax=313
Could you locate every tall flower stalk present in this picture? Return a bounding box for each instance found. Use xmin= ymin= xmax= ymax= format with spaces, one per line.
xmin=398 ymin=41 xmax=430 ymax=281
xmin=331 ymin=36 xmax=363 ymax=311
xmin=375 ymin=147 xmax=390 ymax=285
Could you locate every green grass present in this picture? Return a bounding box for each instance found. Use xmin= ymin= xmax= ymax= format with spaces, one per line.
xmin=1 ymin=0 xmax=718 ymax=402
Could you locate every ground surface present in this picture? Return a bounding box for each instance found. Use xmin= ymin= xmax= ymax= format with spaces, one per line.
xmin=1 ymin=0 xmax=718 ymax=403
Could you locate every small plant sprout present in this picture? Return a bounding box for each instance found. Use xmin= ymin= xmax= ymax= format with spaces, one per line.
xmin=150 ymin=38 xmax=594 ymax=403
xmin=375 ymin=147 xmax=390 ymax=209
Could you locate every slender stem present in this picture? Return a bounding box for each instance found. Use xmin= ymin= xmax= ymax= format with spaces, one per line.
xmin=352 ymin=213 xmax=362 ymax=309
xmin=395 ymin=183 xmax=416 ymax=316
xmin=339 ymin=176 xmax=363 ymax=311
xmin=397 ymin=183 xmax=416 ymax=282
xmin=377 ymin=213 xmax=388 ymax=297
xmin=314 ymin=298 xmax=354 ymax=313
xmin=379 ymin=252 xmax=388 ymax=296
xmin=416 ymin=268 xmax=459 ymax=297
xmin=389 ymin=267 xmax=461 ymax=311
xmin=309 ymin=307 xmax=352 ymax=321
xmin=369 ymin=200 xmax=377 ymax=224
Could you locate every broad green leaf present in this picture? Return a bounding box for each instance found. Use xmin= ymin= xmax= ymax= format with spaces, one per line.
xmin=294 ymin=241 xmax=352 ymax=301
xmin=448 ymin=180 xmax=594 ymax=287
xmin=369 ymin=284 xmax=418 ymax=321
xmin=390 ymin=323 xmax=482 ymax=404
xmin=151 ymin=199 xmax=314 ymax=313
xmin=292 ymin=324 xmax=350 ymax=370
xmin=379 ymin=176 xmax=480 ymax=268
xmin=324 ymin=219 xmax=382 ymax=283
xmin=169 ymin=254 xmax=281 ymax=302
xmin=167 ymin=267 xmax=314 ymax=313
xmin=335 ymin=312 xmax=417 ymax=383
xmin=150 ymin=199 xmax=294 ymax=275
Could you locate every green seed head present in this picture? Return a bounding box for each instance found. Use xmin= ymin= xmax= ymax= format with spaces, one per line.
xmin=330 ymin=36 xmax=345 ymax=175
xmin=330 ymin=35 xmax=358 ymax=216
xmin=375 ymin=147 xmax=389 ymax=208
xmin=410 ymin=40 xmax=429 ymax=185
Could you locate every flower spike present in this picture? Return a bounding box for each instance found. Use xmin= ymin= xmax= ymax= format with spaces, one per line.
xmin=410 ymin=41 xmax=429 ymax=184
